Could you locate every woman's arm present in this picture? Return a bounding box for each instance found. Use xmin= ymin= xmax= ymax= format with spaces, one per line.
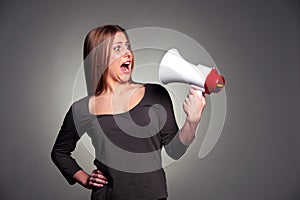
xmin=159 ymin=86 xmax=205 ymax=160
xmin=51 ymin=105 xmax=108 ymax=188
xmin=51 ymin=106 xmax=83 ymax=185
xmin=179 ymin=88 xmax=206 ymax=145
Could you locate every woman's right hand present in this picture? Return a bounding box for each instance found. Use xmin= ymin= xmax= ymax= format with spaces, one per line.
xmin=88 ymin=169 xmax=108 ymax=188
xmin=73 ymin=169 xmax=108 ymax=189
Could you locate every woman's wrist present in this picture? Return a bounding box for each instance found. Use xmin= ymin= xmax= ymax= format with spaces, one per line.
xmin=185 ymin=118 xmax=199 ymax=128
xmin=73 ymin=170 xmax=90 ymax=188
xmin=179 ymin=119 xmax=198 ymax=146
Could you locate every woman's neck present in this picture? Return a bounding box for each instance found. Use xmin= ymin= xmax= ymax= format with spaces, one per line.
xmin=103 ymin=80 xmax=133 ymax=95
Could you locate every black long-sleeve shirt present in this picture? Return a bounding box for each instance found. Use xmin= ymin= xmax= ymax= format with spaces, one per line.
xmin=51 ymin=83 xmax=189 ymax=200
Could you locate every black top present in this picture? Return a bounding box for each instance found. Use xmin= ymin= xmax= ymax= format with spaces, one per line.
xmin=51 ymin=83 xmax=189 ymax=200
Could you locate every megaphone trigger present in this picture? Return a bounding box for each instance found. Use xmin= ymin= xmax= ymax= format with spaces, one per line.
xmin=195 ymin=90 xmax=204 ymax=98
xmin=190 ymin=85 xmax=204 ymax=98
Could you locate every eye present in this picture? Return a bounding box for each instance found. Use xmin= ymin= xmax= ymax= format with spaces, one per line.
xmin=125 ymin=43 xmax=131 ymax=50
xmin=113 ymin=45 xmax=121 ymax=51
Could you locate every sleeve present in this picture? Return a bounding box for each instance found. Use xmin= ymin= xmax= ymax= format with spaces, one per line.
xmin=51 ymin=105 xmax=83 ymax=185
xmin=158 ymin=85 xmax=189 ymax=160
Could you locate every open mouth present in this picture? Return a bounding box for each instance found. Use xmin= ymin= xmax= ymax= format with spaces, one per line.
xmin=120 ymin=61 xmax=131 ymax=73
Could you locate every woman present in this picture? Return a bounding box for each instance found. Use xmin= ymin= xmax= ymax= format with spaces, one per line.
xmin=51 ymin=25 xmax=206 ymax=200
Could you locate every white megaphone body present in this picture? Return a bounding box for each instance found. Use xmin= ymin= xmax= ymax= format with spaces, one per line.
xmin=159 ymin=48 xmax=225 ymax=96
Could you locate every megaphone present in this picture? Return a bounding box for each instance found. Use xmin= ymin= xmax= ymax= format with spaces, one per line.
xmin=159 ymin=48 xmax=225 ymax=96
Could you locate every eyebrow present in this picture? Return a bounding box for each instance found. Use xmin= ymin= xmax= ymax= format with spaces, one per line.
xmin=113 ymin=41 xmax=129 ymax=45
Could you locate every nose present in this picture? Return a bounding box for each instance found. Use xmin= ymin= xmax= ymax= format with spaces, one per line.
xmin=123 ymin=48 xmax=131 ymax=58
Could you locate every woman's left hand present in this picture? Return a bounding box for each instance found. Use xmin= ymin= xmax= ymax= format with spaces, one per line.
xmin=183 ymin=88 xmax=206 ymax=124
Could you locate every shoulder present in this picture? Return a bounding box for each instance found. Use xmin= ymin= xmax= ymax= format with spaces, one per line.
xmin=69 ymin=96 xmax=95 ymax=135
xmin=144 ymin=83 xmax=172 ymax=103
xmin=71 ymin=96 xmax=89 ymax=109
xmin=145 ymin=83 xmax=169 ymax=95
xmin=70 ymin=96 xmax=91 ymax=120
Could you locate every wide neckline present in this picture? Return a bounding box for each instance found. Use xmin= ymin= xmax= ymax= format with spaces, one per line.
xmin=87 ymin=84 xmax=148 ymax=117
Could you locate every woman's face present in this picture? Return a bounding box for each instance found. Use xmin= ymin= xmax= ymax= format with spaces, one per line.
xmin=107 ymin=31 xmax=133 ymax=83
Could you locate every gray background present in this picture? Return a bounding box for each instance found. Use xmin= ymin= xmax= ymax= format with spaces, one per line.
xmin=1 ymin=0 xmax=299 ymax=200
